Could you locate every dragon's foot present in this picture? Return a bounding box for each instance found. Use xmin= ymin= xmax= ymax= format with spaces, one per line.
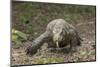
xmin=25 ymin=45 xmax=37 ymax=56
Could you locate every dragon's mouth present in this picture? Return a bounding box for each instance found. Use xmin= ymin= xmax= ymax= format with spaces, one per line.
xmin=56 ymin=41 xmax=59 ymax=48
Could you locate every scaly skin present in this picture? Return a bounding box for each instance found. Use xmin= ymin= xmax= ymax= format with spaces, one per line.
xmin=25 ymin=19 xmax=82 ymax=56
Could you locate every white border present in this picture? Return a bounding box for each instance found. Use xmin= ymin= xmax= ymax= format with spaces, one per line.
xmin=0 ymin=0 xmax=100 ymax=67
xmin=16 ymin=0 xmax=96 ymax=5
xmin=0 ymin=0 xmax=10 ymax=67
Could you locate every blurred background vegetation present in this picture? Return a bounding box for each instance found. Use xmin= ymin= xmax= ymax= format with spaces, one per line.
xmin=12 ymin=1 xmax=96 ymax=47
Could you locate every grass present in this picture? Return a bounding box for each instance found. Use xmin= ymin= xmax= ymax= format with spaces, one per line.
xmin=12 ymin=1 xmax=96 ymax=45
xmin=35 ymin=57 xmax=64 ymax=64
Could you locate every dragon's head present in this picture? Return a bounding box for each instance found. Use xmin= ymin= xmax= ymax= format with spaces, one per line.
xmin=53 ymin=26 xmax=66 ymax=48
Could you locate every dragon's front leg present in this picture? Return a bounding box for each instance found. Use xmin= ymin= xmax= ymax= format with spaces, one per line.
xmin=25 ymin=31 xmax=50 ymax=56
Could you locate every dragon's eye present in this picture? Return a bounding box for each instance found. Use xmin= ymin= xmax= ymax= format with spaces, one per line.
xmin=53 ymin=30 xmax=56 ymax=34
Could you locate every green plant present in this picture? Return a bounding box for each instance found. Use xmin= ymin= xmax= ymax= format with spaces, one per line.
xmin=12 ymin=29 xmax=27 ymax=45
xmin=35 ymin=57 xmax=64 ymax=64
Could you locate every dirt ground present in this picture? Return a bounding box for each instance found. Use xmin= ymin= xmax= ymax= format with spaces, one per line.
xmin=11 ymin=18 xmax=96 ymax=66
